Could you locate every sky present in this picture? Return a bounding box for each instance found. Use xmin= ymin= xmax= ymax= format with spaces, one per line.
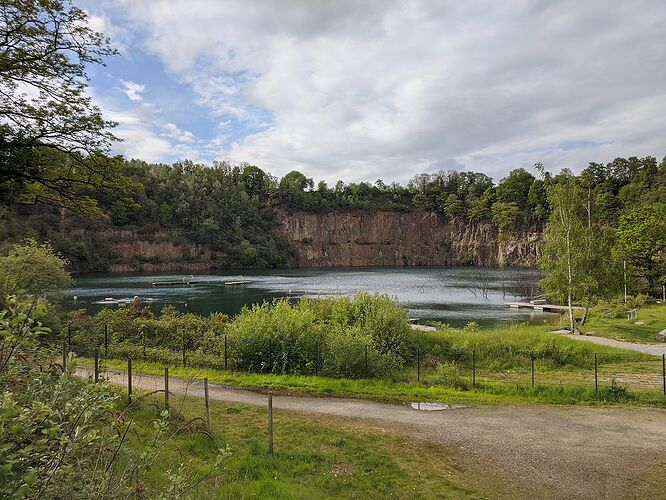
xmin=80 ymin=0 xmax=666 ymax=184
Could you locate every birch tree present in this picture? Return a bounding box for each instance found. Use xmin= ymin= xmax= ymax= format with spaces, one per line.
xmin=537 ymin=170 xmax=619 ymax=332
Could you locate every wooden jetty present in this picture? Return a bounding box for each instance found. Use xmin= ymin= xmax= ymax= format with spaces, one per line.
xmin=505 ymin=301 xmax=583 ymax=312
xmin=224 ymin=280 xmax=253 ymax=286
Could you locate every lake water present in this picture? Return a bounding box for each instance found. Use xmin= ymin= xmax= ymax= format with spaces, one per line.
xmin=63 ymin=267 xmax=557 ymax=327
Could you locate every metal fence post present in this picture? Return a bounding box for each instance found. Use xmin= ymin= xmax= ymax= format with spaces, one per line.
xmin=662 ymin=354 xmax=665 ymax=396
xmin=164 ymin=365 xmax=169 ymax=409
xmin=268 ymin=391 xmax=274 ymax=455
xmin=364 ymin=344 xmax=368 ymax=377
xmin=594 ymin=353 xmax=598 ymax=393
xmin=472 ymin=349 xmax=476 ymax=387
xmin=94 ymin=348 xmax=99 ymax=383
xmin=128 ymin=358 xmax=133 ymax=403
xmin=182 ymin=331 xmax=186 ymax=367
xmin=204 ymin=377 xmax=212 ymax=433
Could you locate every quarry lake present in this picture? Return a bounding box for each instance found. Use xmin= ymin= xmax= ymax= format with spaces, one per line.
xmin=63 ymin=267 xmax=557 ymax=327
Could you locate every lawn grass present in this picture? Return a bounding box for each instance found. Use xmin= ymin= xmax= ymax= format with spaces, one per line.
xmin=121 ymin=390 xmax=514 ymax=499
xmin=581 ymin=304 xmax=666 ymax=343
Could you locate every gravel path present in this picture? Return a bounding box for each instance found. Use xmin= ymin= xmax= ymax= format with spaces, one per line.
xmin=565 ymin=334 xmax=666 ymax=356
xmin=77 ymin=367 xmax=666 ymax=499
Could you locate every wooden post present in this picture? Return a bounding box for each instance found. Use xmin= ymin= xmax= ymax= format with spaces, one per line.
xmin=61 ymin=341 xmax=66 ymax=371
xmin=104 ymin=324 xmax=108 ymax=357
xmin=94 ymin=348 xmax=99 ymax=383
xmin=164 ymin=365 xmax=169 ymax=409
xmin=472 ymin=349 xmax=476 ymax=387
xmin=268 ymin=391 xmax=273 ymax=455
xmin=364 ymin=344 xmax=368 ymax=377
xmin=204 ymin=377 xmax=212 ymax=433
xmin=416 ymin=346 xmax=420 ymax=382
xmin=128 ymin=358 xmax=133 ymax=404
xmin=531 ymin=352 xmax=535 ymax=387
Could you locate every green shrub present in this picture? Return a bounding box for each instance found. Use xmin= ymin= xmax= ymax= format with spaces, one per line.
xmin=429 ymin=362 xmax=470 ymax=390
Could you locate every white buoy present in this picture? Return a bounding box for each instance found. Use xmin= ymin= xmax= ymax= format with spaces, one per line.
xmin=73 ymin=295 xmax=78 ymax=301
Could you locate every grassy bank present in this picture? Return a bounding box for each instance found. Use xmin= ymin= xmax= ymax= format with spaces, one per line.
xmin=73 ymin=303 xmax=666 ymax=407
xmin=581 ymin=304 xmax=666 ymax=343
xmin=124 ymin=390 xmax=514 ymax=498
xmin=83 ymin=355 xmax=666 ymax=408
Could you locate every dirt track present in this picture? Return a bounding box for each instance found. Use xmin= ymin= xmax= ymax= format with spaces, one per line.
xmin=77 ymin=367 xmax=666 ymax=499
xmin=565 ymin=334 xmax=666 ymax=356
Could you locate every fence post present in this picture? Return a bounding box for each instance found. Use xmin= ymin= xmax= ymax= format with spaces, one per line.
xmin=128 ymin=358 xmax=133 ymax=404
xmin=662 ymin=354 xmax=665 ymax=396
xmin=531 ymin=352 xmax=535 ymax=387
xmin=417 ymin=346 xmax=420 ymax=382
xmin=472 ymin=349 xmax=476 ymax=387
xmin=364 ymin=344 xmax=368 ymax=377
xmin=182 ymin=331 xmax=186 ymax=367
xmin=316 ymin=339 xmax=320 ymax=375
xmin=224 ymin=334 xmax=228 ymax=370
xmin=104 ymin=324 xmax=108 ymax=357
xmin=142 ymin=325 xmax=146 ymax=360
xmin=204 ymin=377 xmax=212 ymax=434
xmin=94 ymin=348 xmax=99 ymax=383
xmin=268 ymin=391 xmax=274 ymax=455
xmin=594 ymin=353 xmax=598 ymax=393
xmin=61 ymin=341 xmax=67 ymax=371
xmin=268 ymin=337 xmax=272 ymax=372
xmin=164 ymin=365 xmax=169 ymax=410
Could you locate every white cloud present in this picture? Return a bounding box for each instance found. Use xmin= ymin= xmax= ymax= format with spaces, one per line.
xmin=120 ymin=80 xmax=146 ymax=102
xmin=163 ymin=122 xmax=196 ymax=143
xmin=103 ymin=0 xmax=665 ymax=182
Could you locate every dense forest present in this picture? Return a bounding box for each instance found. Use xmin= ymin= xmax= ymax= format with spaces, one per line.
xmin=1 ymin=154 xmax=664 ymax=277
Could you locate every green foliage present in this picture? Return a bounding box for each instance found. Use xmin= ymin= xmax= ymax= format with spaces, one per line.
xmin=491 ymin=202 xmax=520 ymax=232
xmin=0 ymin=239 xmax=71 ymax=303
xmin=0 ymin=0 xmax=133 ymax=214
xmin=430 ymin=362 xmax=470 ymax=390
xmin=0 ymin=299 xmax=229 ymax=499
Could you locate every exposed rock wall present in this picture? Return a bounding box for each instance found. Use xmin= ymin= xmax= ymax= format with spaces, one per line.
xmin=82 ymin=229 xmax=222 ymax=273
xmin=276 ymin=211 xmax=541 ymax=267
xmin=81 ymin=212 xmax=541 ymax=272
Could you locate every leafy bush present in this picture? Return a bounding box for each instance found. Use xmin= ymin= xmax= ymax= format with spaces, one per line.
xmin=429 ymin=362 xmax=470 ymax=390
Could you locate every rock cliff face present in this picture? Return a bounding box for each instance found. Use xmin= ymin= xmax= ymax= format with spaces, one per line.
xmin=276 ymin=211 xmax=541 ymax=267
xmin=88 ymin=229 xmax=221 ymax=273
xmin=87 ymin=212 xmax=541 ymax=272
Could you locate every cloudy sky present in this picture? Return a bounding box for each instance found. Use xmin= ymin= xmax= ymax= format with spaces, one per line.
xmin=81 ymin=0 xmax=666 ymax=184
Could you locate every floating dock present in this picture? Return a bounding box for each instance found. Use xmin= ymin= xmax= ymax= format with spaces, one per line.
xmin=505 ymin=301 xmax=583 ymax=312
xmin=152 ymin=280 xmax=205 ymax=286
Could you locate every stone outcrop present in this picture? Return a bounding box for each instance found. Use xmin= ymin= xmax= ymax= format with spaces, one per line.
xmin=276 ymin=210 xmax=541 ymax=267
